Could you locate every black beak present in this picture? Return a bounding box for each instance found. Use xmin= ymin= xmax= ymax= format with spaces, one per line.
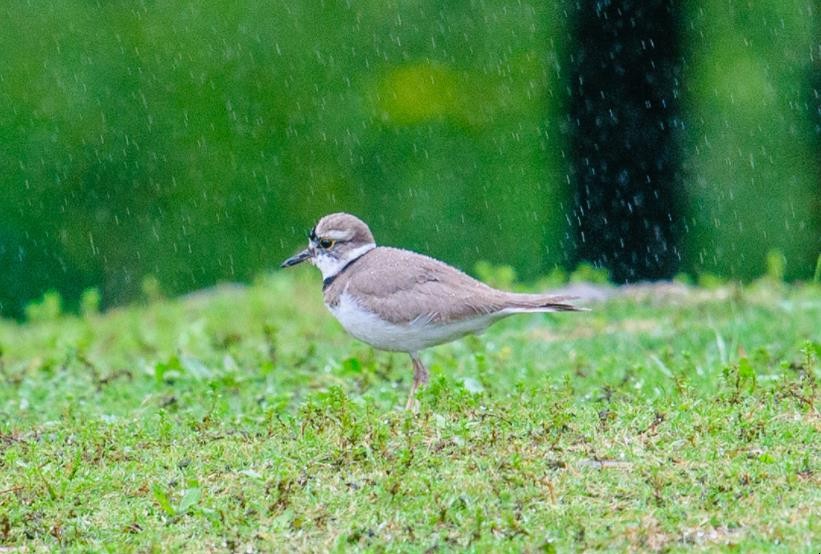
xmin=280 ymin=248 xmax=312 ymax=268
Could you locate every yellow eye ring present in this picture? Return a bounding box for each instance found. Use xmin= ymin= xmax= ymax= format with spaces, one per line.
xmin=318 ymin=238 xmax=335 ymax=249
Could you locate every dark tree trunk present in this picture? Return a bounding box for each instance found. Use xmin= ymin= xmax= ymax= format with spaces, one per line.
xmin=567 ymin=0 xmax=683 ymax=282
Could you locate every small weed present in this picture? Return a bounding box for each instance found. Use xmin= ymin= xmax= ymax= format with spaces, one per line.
xmin=24 ymin=290 xmax=63 ymax=322
xmin=152 ymin=484 xmax=201 ymax=518
xmin=80 ymin=288 xmax=101 ymax=317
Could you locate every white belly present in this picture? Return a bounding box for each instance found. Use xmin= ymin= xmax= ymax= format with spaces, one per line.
xmin=328 ymin=292 xmax=499 ymax=353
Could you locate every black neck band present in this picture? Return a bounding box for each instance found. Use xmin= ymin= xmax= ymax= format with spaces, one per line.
xmin=322 ymin=249 xmax=371 ymax=291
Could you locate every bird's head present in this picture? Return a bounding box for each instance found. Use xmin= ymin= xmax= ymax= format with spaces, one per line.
xmin=281 ymin=212 xmax=376 ymax=280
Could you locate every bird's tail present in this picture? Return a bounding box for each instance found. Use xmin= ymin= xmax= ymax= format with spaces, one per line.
xmin=500 ymin=293 xmax=587 ymax=313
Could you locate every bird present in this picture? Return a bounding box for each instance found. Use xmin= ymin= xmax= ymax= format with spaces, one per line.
xmin=281 ymin=212 xmax=584 ymax=409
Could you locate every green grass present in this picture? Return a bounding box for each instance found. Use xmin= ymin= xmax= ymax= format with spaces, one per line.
xmin=0 ymin=273 xmax=818 ymax=552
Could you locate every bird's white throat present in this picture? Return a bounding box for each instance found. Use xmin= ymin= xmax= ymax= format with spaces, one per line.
xmin=313 ymin=243 xmax=375 ymax=280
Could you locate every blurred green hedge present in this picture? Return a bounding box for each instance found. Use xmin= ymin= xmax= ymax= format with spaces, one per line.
xmin=0 ymin=1 xmax=817 ymax=317
xmin=682 ymin=0 xmax=819 ymax=279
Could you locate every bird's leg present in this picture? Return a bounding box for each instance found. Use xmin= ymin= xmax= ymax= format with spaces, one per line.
xmin=413 ymin=353 xmax=430 ymax=386
xmin=405 ymin=353 xmax=429 ymax=410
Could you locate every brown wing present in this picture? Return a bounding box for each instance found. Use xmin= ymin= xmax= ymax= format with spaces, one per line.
xmin=339 ymin=247 xmax=509 ymax=324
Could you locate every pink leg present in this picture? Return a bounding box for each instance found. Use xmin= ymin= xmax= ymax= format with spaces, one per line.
xmin=405 ymin=353 xmax=429 ymax=410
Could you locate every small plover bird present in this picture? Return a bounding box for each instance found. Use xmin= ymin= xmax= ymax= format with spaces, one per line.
xmin=282 ymin=213 xmax=584 ymax=409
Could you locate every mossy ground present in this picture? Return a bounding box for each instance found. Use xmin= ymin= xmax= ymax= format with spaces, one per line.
xmin=0 ymin=273 xmax=818 ymax=552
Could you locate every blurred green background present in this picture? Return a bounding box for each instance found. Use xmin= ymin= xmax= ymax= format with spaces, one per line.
xmin=1 ymin=1 xmax=818 ymax=317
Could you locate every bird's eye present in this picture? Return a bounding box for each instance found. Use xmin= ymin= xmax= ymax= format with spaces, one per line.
xmin=318 ymin=238 xmax=335 ymax=249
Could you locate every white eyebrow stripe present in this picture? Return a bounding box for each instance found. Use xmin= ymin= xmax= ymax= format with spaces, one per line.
xmin=324 ymin=229 xmax=354 ymax=240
